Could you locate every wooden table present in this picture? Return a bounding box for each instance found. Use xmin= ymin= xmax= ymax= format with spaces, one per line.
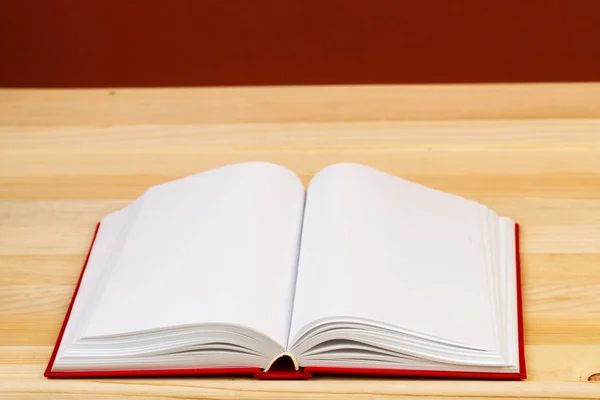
xmin=1 ymin=84 xmax=600 ymax=399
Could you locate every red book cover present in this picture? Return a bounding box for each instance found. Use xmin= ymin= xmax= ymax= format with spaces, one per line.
xmin=46 ymin=223 xmax=525 ymax=379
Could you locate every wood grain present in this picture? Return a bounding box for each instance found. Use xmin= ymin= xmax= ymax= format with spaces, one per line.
xmin=2 ymin=84 xmax=600 ymax=125
xmin=1 ymin=84 xmax=600 ymax=398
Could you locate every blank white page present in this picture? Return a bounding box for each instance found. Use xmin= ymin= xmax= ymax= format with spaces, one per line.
xmin=56 ymin=203 xmax=137 ymax=359
xmin=83 ymin=162 xmax=305 ymax=350
xmin=289 ymin=163 xmax=495 ymax=351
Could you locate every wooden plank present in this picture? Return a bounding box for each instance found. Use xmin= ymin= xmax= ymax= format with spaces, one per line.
xmin=0 ymin=85 xmax=599 ymax=125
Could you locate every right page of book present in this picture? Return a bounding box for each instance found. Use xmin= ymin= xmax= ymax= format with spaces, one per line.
xmin=289 ymin=163 xmax=496 ymax=352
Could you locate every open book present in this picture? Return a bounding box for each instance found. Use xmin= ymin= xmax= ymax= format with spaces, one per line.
xmin=46 ymin=162 xmax=525 ymax=379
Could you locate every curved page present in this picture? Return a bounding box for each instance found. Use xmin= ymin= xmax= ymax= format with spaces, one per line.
xmin=83 ymin=162 xmax=305 ymax=350
xmin=289 ymin=163 xmax=495 ymax=352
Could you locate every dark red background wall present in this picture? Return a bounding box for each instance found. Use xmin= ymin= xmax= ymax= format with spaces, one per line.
xmin=1 ymin=0 xmax=599 ymax=87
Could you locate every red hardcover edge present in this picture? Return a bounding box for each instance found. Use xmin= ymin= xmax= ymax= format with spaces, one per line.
xmin=254 ymin=369 xmax=312 ymax=380
xmin=45 ymin=222 xmax=101 ymax=378
xmin=47 ymin=222 xmax=525 ymax=380
xmin=46 ymin=367 xmax=261 ymax=379
xmin=515 ymin=223 xmax=527 ymax=378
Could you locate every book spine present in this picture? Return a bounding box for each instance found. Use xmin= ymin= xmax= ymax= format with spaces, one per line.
xmin=254 ymin=352 xmax=312 ymax=379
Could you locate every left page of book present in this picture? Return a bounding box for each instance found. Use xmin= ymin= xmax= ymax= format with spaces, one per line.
xmin=53 ymin=162 xmax=306 ymax=372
